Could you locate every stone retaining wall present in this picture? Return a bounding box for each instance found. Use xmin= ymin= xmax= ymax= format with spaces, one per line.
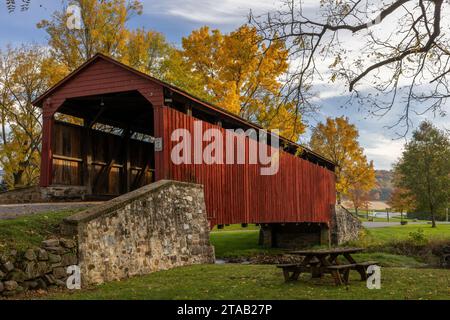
xmin=330 ymin=205 xmax=362 ymax=245
xmin=0 ymin=186 xmax=88 ymax=204
xmin=0 ymin=186 xmax=43 ymax=204
xmin=0 ymin=239 xmax=78 ymax=297
xmin=62 ymin=180 xmax=215 ymax=285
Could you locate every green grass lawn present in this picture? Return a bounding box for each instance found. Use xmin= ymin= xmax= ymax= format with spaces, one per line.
xmin=366 ymin=224 xmax=450 ymax=244
xmin=46 ymin=264 xmax=450 ymax=300
xmin=210 ymin=229 xmax=281 ymax=258
xmin=0 ymin=210 xmax=78 ymax=254
xmin=212 ymin=224 xmax=260 ymax=232
xmin=4 ymin=213 xmax=450 ymax=300
xmin=210 ymin=227 xmax=426 ymax=267
xmin=38 ymin=221 xmax=449 ymax=300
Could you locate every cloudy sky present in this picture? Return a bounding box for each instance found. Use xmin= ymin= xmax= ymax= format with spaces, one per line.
xmin=0 ymin=0 xmax=448 ymax=170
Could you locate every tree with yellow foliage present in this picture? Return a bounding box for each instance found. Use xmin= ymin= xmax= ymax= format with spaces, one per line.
xmin=38 ymin=2 xmax=305 ymax=140
xmin=169 ymin=25 xmax=305 ymax=141
xmin=309 ymin=117 xmax=376 ymax=203
xmin=0 ymin=45 xmax=56 ymax=188
xmin=37 ymin=0 xmax=171 ymax=78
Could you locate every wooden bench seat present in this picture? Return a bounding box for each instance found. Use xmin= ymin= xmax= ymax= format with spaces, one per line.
xmin=276 ymin=263 xmax=301 ymax=268
xmin=352 ymin=261 xmax=379 ymax=281
xmin=325 ymin=264 xmax=356 ymax=285
xmin=276 ymin=264 xmax=303 ymax=282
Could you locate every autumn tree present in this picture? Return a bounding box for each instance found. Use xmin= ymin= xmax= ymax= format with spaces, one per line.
xmin=251 ymin=0 xmax=450 ymax=135
xmin=37 ymin=0 xmax=171 ymax=77
xmin=395 ymin=121 xmax=450 ymax=227
xmin=347 ymin=183 xmax=371 ymax=216
xmin=388 ymin=168 xmax=417 ymax=219
xmin=169 ymin=25 xmax=305 ymax=141
xmin=0 ymin=45 xmax=55 ymax=188
xmin=387 ymin=187 xmax=416 ymax=220
xmin=309 ymin=117 xmax=376 ymax=203
xmin=38 ymin=2 xmax=304 ymax=140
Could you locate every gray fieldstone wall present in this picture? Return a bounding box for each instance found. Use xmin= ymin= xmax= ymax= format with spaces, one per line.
xmin=0 ymin=186 xmax=43 ymax=204
xmin=41 ymin=186 xmax=87 ymax=201
xmin=331 ymin=205 xmax=362 ymax=245
xmin=0 ymin=238 xmax=78 ymax=297
xmin=62 ymin=180 xmax=215 ymax=285
xmin=0 ymin=185 xmax=87 ymax=204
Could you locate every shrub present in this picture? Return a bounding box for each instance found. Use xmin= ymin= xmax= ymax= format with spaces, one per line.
xmin=409 ymin=228 xmax=428 ymax=245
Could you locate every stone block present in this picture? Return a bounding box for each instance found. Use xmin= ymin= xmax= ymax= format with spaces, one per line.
xmin=61 ymin=253 xmax=77 ymax=266
xmin=37 ymin=249 xmax=49 ymax=261
xmin=6 ymin=270 xmax=27 ymax=282
xmin=37 ymin=261 xmax=52 ymax=274
xmin=48 ymin=253 xmax=62 ymax=264
xmin=2 ymin=261 xmax=14 ymax=272
xmin=60 ymin=239 xmax=76 ymax=249
xmin=43 ymin=274 xmax=56 ymax=285
xmin=55 ymin=279 xmax=66 ymax=287
xmin=41 ymin=239 xmax=60 ymax=248
xmin=53 ymin=267 xmax=66 ymax=279
xmin=24 ymin=249 xmax=37 ymax=261
xmin=4 ymin=280 xmax=18 ymax=291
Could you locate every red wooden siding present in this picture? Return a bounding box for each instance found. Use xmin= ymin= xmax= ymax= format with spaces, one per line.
xmin=41 ymin=58 xmax=164 ymax=114
xmin=162 ymin=107 xmax=336 ymax=226
xmin=36 ymin=54 xmax=336 ymax=226
xmin=37 ymin=57 xmax=164 ymax=187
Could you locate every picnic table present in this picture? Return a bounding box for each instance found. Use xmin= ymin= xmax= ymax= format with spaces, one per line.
xmin=277 ymin=247 xmax=378 ymax=285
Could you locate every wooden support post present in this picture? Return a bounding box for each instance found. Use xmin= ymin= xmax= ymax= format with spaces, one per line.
xmin=93 ymin=129 xmax=129 ymax=191
xmin=82 ymin=121 xmax=93 ymax=195
xmin=132 ymin=153 xmax=150 ymax=190
xmin=123 ymin=128 xmax=131 ymax=193
xmin=138 ymin=87 xmax=167 ymax=182
xmin=40 ymin=100 xmax=54 ymax=187
xmin=153 ymin=104 xmax=169 ymax=181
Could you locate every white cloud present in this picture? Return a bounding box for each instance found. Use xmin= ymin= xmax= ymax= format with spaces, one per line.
xmin=359 ymin=131 xmax=405 ymax=170
xmin=142 ymin=0 xmax=280 ymax=24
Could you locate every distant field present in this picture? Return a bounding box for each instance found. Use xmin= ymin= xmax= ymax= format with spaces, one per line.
xmin=343 ymin=201 xmax=389 ymax=211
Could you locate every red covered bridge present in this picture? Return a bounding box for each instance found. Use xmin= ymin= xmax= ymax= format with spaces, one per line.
xmin=33 ymin=54 xmax=337 ymax=247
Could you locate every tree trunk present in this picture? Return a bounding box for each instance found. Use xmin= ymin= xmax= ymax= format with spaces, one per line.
xmin=13 ymin=170 xmax=24 ymax=188
xmin=430 ymin=203 xmax=436 ymax=228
